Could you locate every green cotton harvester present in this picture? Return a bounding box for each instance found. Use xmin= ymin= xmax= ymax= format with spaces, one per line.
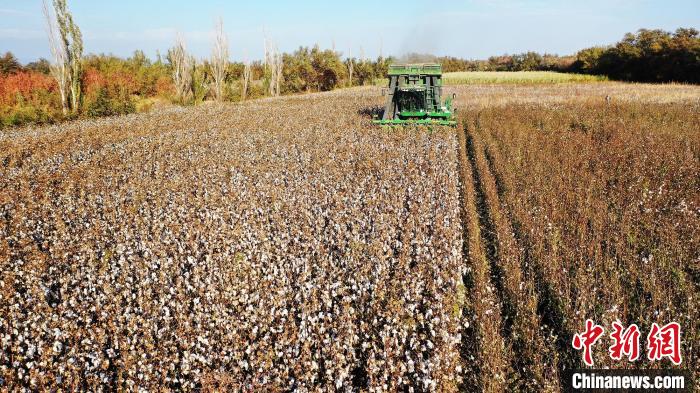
xmin=373 ymin=63 xmax=456 ymax=127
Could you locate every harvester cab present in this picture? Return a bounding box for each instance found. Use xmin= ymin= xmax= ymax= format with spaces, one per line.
xmin=373 ymin=63 xmax=457 ymax=127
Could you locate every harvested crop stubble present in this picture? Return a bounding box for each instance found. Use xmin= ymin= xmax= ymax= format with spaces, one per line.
xmin=0 ymin=89 xmax=465 ymax=391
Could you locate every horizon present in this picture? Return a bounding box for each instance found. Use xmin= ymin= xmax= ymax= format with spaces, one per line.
xmin=1 ymin=0 xmax=699 ymax=63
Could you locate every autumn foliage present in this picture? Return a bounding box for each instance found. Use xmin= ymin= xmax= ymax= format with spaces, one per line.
xmin=0 ymin=51 xmax=180 ymax=128
xmin=0 ymin=71 xmax=56 ymax=106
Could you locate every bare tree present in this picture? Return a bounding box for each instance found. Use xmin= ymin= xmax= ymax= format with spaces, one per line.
xmin=43 ymin=0 xmax=69 ymax=114
xmin=273 ymin=49 xmax=282 ymax=97
xmin=43 ymin=0 xmax=82 ymax=115
xmin=263 ymin=33 xmax=283 ymax=97
xmin=170 ymin=34 xmax=194 ymax=103
xmin=242 ymin=54 xmax=251 ymax=101
xmin=347 ymin=48 xmax=354 ymax=87
xmin=65 ymin=10 xmax=83 ymax=112
xmin=211 ymin=18 xmax=228 ymax=102
xmin=264 ymin=38 xmax=273 ymax=95
xmin=262 ymin=26 xmax=268 ymax=71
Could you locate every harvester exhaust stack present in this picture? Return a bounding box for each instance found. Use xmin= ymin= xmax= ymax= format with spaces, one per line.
xmin=374 ymin=63 xmax=456 ymax=126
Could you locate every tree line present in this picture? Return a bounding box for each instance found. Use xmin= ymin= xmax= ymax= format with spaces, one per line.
xmin=436 ymin=28 xmax=700 ymax=83
xmin=0 ymin=0 xmax=698 ymax=128
xmin=0 ymin=1 xmax=397 ymax=128
xmin=571 ymin=28 xmax=700 ymax=83
xmin=431 ymin=53 xmax=577 ymax=72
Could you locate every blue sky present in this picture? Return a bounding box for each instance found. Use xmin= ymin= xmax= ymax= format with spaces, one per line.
xmin=1 ymin=0 xmax=698 ymax=63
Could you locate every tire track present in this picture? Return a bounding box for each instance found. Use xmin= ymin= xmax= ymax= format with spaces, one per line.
xmin=475 ymin=124 xmax=581 ymax=386
xmin=456 ymin=123 xmax=510 ymax=392
xmin=466 ymin=124 xmax=552 ymax=390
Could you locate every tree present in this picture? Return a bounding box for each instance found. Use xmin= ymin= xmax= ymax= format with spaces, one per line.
xmin=353 ymin=59 xmax=375 ymax=86
xmin=346 ymin=49 xmax=354 ymax=87
xmin=242 ymin=57 xmax=251 ymax=101
xmin=310 ymin=46 xmax=346 ymax=91
xmin=169 ymin=34 xmax=194 ymax=103
xmin=374 ymin=56 xmax=390 ymax=78
xmin=487 ymin=55 xmax=513 ymax=71
xmin=282 ymin=47 xmax=314 ymax=93
xmin=66 ymin=9 xmax=83 ymax=112
xmin=573 ymin=47 xmax=606 ymax=73
xmin=211 ymin=18 xmax=229 ymax=102
xmin=572 ymin=28 xmax=700 ymax=83
xmin=42 ymin=0 xmax=82 ymax=115
xmin=54 ymin=0 xmax=83 ymax=112
xmin=129 ymin=50 xmax=149 ymax=68
xmin=43 ymin=0 xmax=69 ymax=114
xmin=192 ymin=61 xmax=210 ymax=103
xmin=263 ymin=35 xmax=283 ymax=97
xmin=25 ymin=58 xmax=52 ymax=75
xmin=0 ymin=52 xmax=21 ymax=75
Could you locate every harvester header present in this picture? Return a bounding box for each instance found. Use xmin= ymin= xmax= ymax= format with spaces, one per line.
xmin=374 ymin=63 xmax=456 ymax=127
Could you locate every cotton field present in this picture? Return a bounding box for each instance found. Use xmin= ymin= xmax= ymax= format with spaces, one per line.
xmin=1 ymin=90 xmax=465 ymax=391
xmin=2 ymin=83 xmax=699 ymax=391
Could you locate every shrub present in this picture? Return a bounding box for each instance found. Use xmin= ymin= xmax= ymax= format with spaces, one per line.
xmin=0 ymin=71 xmax=57 ymax=106
xmin=85 ymin=87 xmax=135 ymax=118
xmin=0 ymin=52 xmax=22 ymax=75
xmin=0 ymin=104 xmax=53 ymax=128
xmin=154 ymin=75 xmax=175 ymax=98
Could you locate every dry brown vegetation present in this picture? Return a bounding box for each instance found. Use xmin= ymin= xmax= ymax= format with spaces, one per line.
xmin=453 ymin=82 xmax=699 ymax=391
xmin=1 ymin=82 xmax=699 ymax=391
